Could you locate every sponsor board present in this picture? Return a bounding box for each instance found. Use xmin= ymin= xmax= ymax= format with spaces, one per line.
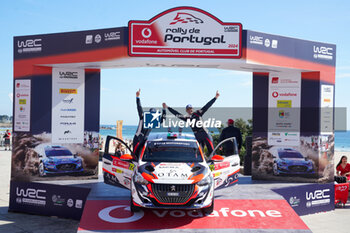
xmin=273 ymin=183 xmax=334 ymax=216
xmin=129 ymin=7 xmax=242 ymax=58
xmin=14 ymin=79 xmax=31 ymax=132
xmin=78 ymin=199 xmax=309 ymax=231
xmin=320 ymin=85 xmax=334 ymax=134
xmin=52 ymin=68 xmax=85 ymax=144
xmin=9 ymin=181 xmax=90 ymax=220
xmin=268 ymin=72 xmax=301 ymax=146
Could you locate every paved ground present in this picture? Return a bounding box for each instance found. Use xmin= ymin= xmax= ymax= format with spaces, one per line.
xmin=0 ymin=148 xmax=349 ymax=233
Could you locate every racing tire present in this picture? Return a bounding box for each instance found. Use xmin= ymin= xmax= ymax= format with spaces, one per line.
xmin=203 ymin=200 xmax=214 ymax=215
xmin=130 ymin=195 xmax=141 ymax=212
xmin=39 ymin=162 xmax=46 ymax=177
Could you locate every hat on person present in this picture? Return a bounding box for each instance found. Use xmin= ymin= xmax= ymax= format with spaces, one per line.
xmin=227 ymin=119 xmax=234 ymax=124
xmin=186 ymin=104 xmax=192 ymax=109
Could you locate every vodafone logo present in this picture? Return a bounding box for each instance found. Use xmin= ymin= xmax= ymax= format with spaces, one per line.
xmin=272 ymin=91 xmax=279 ymax=98
xmin=98 ymin=205 xmax=144 ymax=223
xmin=79 ymin=200 xmax=306 ymax=231
xmin=141 ymin=28 xmax=152 ymax=38
xmin=16 ymin=83 xmax=20 ymax=88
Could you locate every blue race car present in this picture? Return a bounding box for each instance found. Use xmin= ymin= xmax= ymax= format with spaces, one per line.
xmin=38 ymin=145 xmax=83 ymax=176
xmin=271 ymin=148 xmax=314 ymax=176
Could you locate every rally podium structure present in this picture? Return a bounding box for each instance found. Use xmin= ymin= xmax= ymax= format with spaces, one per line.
xmin=11 ymin=6 xmax=335 ymax=229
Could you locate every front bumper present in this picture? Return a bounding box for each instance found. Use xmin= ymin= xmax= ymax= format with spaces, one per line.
xmin=277 ymin=164 xmax=314 ymax=174
xmin=131 ymin=181 xmax=214 ymax=209
xmin=44 ymin=163 xmax=83 ymax=174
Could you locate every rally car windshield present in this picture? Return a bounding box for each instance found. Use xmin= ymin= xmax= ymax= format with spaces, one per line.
xmin=278 ymin=151 xmax=304 ymax=159
xmin=142 ymin=146 xmax=203 ymax=162
xmin=45 ymin=149 xmax=73 ymax=157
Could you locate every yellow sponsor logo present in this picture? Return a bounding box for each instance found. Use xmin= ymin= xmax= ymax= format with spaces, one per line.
xmin=115 ymin=169 xmax=123 ymax=174
xmin=324 ymin=98 xmax=331 ymax=103
xmin=277 ymin=100 xmax=292 ymax=108
xmin=59 ymin=88 xmax=77 ymax=94
xmin=19 ymin=99 xmax=26 ymax=105
xmin=213 ymin=172 xmax=222 ymax=178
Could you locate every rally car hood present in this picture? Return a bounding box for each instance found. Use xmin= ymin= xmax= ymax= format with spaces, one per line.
xmin=279 ymin=158 xmax=309 ymax=165
xmin=45 ymin=156 xmax=79 ymax=162
xmin=139 ymin=162 xmax=208 ymax=184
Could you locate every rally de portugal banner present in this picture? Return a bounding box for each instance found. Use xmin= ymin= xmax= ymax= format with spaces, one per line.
xmin=128 ymin=6 xmax=242 ymax=58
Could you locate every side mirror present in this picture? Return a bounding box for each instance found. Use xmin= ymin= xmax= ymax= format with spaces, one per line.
xmin=120 ymin=154 xmax=133 ymax=161
xmin=211 ymin=154 xmax=224 ymax=162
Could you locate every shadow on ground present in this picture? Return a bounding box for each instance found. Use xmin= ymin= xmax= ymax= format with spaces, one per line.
xmin=0 ymin=206 xmax=79 ymax=233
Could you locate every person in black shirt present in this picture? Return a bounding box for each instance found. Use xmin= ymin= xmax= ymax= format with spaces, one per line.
xmin=163 ymin=91 xmax=219 ymax=155
xmin=3 ymin=130 xmax=11 ymax=151
xmin=133 ymin=89 xmax=166 ymax=158
xmin=219 ymin=119 xmax=242 ymax=156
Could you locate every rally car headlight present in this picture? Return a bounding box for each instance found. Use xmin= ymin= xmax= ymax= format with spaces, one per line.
xmin=134 ymin=172 xmax=149 ymax=185
xmin=197 ymin=175 xmax=213 ymax=186
xmin=45 ymin=159 xmax=55 ymax=165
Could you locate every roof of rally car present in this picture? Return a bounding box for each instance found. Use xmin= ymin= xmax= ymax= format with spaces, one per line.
xmin=147 ymin=132 xmax=196 ymax=142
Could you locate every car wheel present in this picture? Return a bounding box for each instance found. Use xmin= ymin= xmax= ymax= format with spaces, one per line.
xmin=273 ymin=163 xmax=279 ymax=176
xmin=203 ymin=200 xmax=214 ymax=215
xmin=130 ymin=194 xmax=141 ymax=212
xmin=39 ymin=162 xmax=46 ymax=177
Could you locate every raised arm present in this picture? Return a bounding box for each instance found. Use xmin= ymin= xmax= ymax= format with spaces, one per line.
xmin=199 ymin=91 xmax=220 ymax=116
xmin=160 ymin=107 xmax=166 ymax=123
xmin=136 ymin=89 xmax=143 ymax=119
xmin=163 ymin=103 xmax=187 ymax=121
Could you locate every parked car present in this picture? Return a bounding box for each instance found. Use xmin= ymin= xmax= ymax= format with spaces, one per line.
xmin=102 ymin=132 xmax=240 ymax=213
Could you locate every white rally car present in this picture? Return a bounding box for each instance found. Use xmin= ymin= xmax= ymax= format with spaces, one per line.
xmin=102 ymin=133 xmax=240 ymax=213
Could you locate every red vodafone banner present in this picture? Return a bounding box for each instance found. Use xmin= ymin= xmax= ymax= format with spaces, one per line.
xmin=128 ymin=7 xmax=242 ymax=59
xmin=78 ymin=199 xmax=309 ymax=232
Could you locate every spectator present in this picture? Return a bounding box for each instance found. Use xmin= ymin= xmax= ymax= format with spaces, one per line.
xmin=336 ymin=156 xmax=350 ymax=180
xmin=3 ymin=130 xmax=11 ymax=151
xmin=219 ymin=119 xmax=242 ymax=156
xmin=115 ymin=143 xmax=123 ymax=157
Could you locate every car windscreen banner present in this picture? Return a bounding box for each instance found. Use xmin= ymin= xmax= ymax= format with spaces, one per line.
xmin=9 ymin=181 xmax=91 ymax=220
xmin=272 ymin=183 xmax=334 ymax=216
xmin=128 ymin=6 xmax=242 ymax=58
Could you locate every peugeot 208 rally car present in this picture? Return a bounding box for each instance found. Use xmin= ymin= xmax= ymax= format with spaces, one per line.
xmin=102 ymin=133 xmax=240 ymax=213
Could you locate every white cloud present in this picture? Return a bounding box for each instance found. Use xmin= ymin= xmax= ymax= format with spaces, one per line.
xmin=101 ymin=87 xmax=111 ymax=92
xmin=240 ymin=80 xmax=252 ymax=87
xmin=336 ymin=73 xmax=350 ymax=79
xmin=8 ymin=93 xmax=13 ymax=102
xmin=209 ymin=70 xmax=251 ymax=78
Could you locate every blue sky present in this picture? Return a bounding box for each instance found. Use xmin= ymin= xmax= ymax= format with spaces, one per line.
xmin=1 ymin=0 xmax=349 ymax=126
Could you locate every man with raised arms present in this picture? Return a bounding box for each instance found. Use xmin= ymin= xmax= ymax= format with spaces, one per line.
xmin=163 ymin=91 xmax=219 ymax=155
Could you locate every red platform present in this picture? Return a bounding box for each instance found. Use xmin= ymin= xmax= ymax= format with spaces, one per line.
xmin=78 ymin=199 xmax=310 ymax=232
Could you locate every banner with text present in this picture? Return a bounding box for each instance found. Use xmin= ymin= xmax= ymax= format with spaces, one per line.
xmin=268 ymin=72 xmax=301 ymax=146
xmin=52 ymin=68 xmax=85 ymax=144
xmin=129 ymin=7 xmax=242 ymax=58
xmin=14 ymin=79 xmax=31 ymax=132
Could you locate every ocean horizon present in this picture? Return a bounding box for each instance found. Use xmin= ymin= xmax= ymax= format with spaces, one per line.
xmin=100 ymin=124 xmax=350 ymax=152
